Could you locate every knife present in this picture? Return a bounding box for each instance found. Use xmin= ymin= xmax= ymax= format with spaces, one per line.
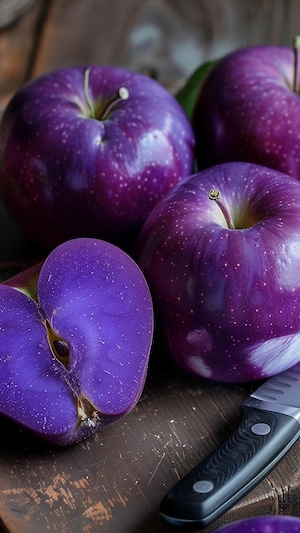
xmin=160 ymin=362 xmax=300 ymax=530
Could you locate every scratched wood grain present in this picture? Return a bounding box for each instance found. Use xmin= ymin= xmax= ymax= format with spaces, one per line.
xmin=1 ymin=1 xmax=300 ymax=532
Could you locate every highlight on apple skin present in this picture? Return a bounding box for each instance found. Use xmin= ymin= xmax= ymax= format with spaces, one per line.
xmin=136 ymin=162 xmax=300 ymax=383
xmin=0 ymin=64 xmax=195 ymax=251
xmin=0 ymin=238 xmax=154 ymax=445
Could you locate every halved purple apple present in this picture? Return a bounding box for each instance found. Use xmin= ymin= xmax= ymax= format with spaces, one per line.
xmin=0 ymin=238 xmax=153 ymax=445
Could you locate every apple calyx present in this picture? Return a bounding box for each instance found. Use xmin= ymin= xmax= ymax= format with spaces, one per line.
xmin=293 ymin=36 xmax=300 ymax=92
xmin=76 ymin=394 xmax=100 ymax=429
xmin=83 ymin=67 xmax=129 ymax=120
xmin=209 ymin=188 xmax=235 ymax=229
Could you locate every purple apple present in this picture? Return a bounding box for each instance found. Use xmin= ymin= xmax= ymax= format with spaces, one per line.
xmin=0 ymin=65 xmax=195 ymax=250
xmin=215 ymin=516 xmax=300 ymax=533
xmin=190 ymin=43 xmax=300 ymax=177
xmin=136 ymin=162 xmax=300 ymax=383
xmin=0 ymin=237 xmax=153 ymax=445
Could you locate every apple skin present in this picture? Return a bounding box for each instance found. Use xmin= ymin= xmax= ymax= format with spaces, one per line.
xmin=0 ymin=237 xmax=153 ymax=445
xmin=215 ymin=516 xmax=300 ymax=533
xmin=191 ymin=45 xmax=300 ymax=177
xmin=136 ymin=162 xmax=300 ymax=383
xmin=0 ymin=65 xmax=195 ymax=250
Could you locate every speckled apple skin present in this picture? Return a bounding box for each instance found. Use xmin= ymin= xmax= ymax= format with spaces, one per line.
xmin=192 ymin=46 xmax=300 ymax=178
xmin=136 ymin=162 xmax=300 ymax=383
xmin=0 ymin=238 xmax=153 ymax=445
xmin=0 ymin=65 xmax=195 ymax=250
xmin=216 ymin=516 xmax=300 ymax=533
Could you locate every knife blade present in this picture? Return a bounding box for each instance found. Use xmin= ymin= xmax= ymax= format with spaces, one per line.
xmin=160 ymin=362 xmax=300 ymax=530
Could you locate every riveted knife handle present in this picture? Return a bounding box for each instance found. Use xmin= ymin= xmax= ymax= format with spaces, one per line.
xmin=160 ymin=406 xmax=300 ymax=530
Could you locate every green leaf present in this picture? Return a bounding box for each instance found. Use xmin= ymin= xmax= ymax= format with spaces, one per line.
xmin=176 ymin=59 xmax=218 ymax=120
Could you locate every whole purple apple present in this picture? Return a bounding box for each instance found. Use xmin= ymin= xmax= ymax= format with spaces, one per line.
xmin=190 ymin=43 xmax=300 ymax=177
xmin=0 ymin=65 xmax=195 ymax=250
xmin=0 ymin=237 xmax=153 ymax=445
xmin=136 ymin=162 xmax=300 ymax=383
xmin=215 ymin=516 xmax=300 ymax=533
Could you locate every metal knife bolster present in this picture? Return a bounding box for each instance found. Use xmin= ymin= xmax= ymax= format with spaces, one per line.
xmin=160 ymin=403 xmax=300 ymax=530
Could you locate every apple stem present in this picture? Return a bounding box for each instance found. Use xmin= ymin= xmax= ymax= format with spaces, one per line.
xmin=209 ymin=188 xmax=235 ymax=229
xmin=98 ymin=86 xmax=130 ymax=120
xmin=84 ymin=68 xmax=96 ymax=119
xmin=293 ymin=36 xmax=300 ymax=93
xmin=83 ymin=67 xmax=129 ymax=120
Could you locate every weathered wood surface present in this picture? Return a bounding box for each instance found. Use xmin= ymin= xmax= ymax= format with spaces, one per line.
xmin=0 ymin=1 xmax=300 ymax=531
xmin=2 ymin=0 xmax=300 ymax=101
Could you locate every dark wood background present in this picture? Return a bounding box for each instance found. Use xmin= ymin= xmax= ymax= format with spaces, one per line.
xmin=2 ymin=0 xmax=300 ymax=108
xmin=0 ymin=1 xmax=300 ymax=532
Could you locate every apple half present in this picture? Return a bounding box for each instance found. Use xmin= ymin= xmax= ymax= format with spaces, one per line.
xmin=0 ymin=238 xmax=153 ymax=445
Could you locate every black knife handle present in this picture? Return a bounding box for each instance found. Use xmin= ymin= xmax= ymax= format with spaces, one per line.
xmin=160 ymin=406 xmax=300 ymax=530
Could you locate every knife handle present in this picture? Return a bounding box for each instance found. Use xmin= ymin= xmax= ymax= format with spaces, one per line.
xmin=160 ymin=406 xmax=300 ymax=530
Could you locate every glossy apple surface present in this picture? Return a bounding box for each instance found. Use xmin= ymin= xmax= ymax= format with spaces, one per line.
xmin=0 ymin=65 xmax=195 ymax=250
xmin=216 ymin=516 xmax=300 ymax=533
xmin=0 ymin=238 xmax=153 ymax=445
xmin=136 ymin=162 xmax=300 ymax=383
xmin=191 ymin=45 xmax=300 ymax=177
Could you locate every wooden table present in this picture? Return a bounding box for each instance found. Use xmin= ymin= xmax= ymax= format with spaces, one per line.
xmin=0 ymin=1 xmax=300 ymax=532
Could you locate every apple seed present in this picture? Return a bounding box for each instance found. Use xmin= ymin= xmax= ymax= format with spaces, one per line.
xmin=45 ymin=319 xmax=70 ymax=369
